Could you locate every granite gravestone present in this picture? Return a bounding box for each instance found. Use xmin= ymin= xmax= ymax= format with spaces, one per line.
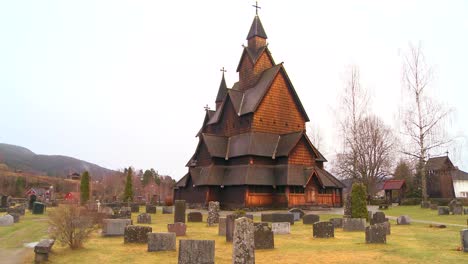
xmin=365 ymin=224 xmax=386 ymax=244
xmin=174 ymin=200 xmax=186 ymax=223
xmin=218 ymin=217 xmax=227 ymax=236
xmin=226 ymin=213 xmax=253 ymax=242
xmin=147 ymin=232 xmax=176 ymax=252
xmin=329 ymin=218 xmax=343 ymax=228
xmin=8 ymin=213 xmax=20 ymax=223
xmin=102 ymin=219 xmax=132 ymax=236
xmin=438 ymin=206 xmax=450 ymax=215
xmin=28 ymin=194 xmax=37 ymax=210
xmin=232 ymin=217 xmax=255 ymax=264
xmin=261 ymin=213 xmax=294 ymax=225
xmin=178 ymin=240 xmax=215 ymax=264
xmin=272 ymin=222 xmax=290 ymax=235
xmin=187 ymin=212 xmax=203 ymax=222
xmin=396 ymin=215 xmax=411 ymax=225
xmin=461 ymin=229 xmax=468 ymax=253
xmin=32 ymin=202 xmax=45 ymax=214
xmin=254 ymin=222 xmax=274 ymax=249
xmin=0 ymin=214 xmax=14 ymax=226
xmin=167 ymin=222 xmax=187 ymax=236
xmin=303 ymin=214 xmax=320 ymax=225
xmin=124 ymin=225 xmax=152 ymax=243
xmin=162 ymin=206 xmax=173 ymax=214
xmin=0 ymin=195 xmax=7 ymax=208
xmin=313 ymin=222 xmax=334 ymax=238
xmin=207 ymin=201 xmax=220 ymax=226
xmin=288 ymin=208 xmax=305 ymax=218
xmin=146 ymin=205 xmax=157 ymax=214
xmin=130 ymin=204 xmax=140 ymax=213
xmin=371 ymin=212 xmax=386 ymax=225
xmin=137 ymin=213 xmax=152 ymax=224
xmin=343 ymin=218 xmax=366 ymax=231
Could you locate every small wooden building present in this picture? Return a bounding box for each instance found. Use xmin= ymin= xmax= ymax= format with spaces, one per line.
xmin=382 ymin=180 xmax=406 ymax=204
xmin=174 ymin=13 xmax=344 ymax=209
xmin=426 ymin=156 xmax=468 ymax=199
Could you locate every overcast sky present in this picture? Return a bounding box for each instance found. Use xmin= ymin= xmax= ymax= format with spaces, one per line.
xmin=1 ymin=0 xmax=467 ymax=180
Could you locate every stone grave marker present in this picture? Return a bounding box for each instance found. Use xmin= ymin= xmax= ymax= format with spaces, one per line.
xmin=124 ymin=225 xmax=152 ymax=243
xmin=0 ymin=214 xmax=14 ymax=226
xmin=0 ymin=195 xmax=8 ymax=208
xmin=148 ymin=232 xmax=176 ymax=252
xmin=343 ymin=218 xmax=366 ymax=231
xmin=381 ymin=221 xmax=391 ymax=235
xmin=303 ymin=214 xmax=320 ymax=225
xmin=329 ymin=218 xmax=343 ymax=228
xmin=453 ymin=205 xmax=463 ymax=215
xmin=396 ymin=215 xmax=411 ymax=225
xmin=137 ymin=213 xmax=152 ymax=224
xmin=8 ymin=213 xmax=20 ymax=223
xmin=272 ymin=222 xmax=290 ymax=235
xmin=438 ymin=206 xmax=450 ymax=215
xmin=233 ymin=217 xmax=255 ymax=264
xmin=162 ymin=206 xmax=173 ymax=214
xmin=368 ymin=211 xmax=373 ymax=222
xmin=288 ymin=208 xmax=305 ymax=218
xmin=218 ymin=217 xmax=227 ymax=236
xmin=130 ymin=204 xmax=140 ymax=213
xmin=464 ymin=208 xmax=468 ymax=215
xmin=7 ymin=206 xmax=25 ymax=216
xmin=146 ymin=205 xmax=157 ymax=214
xmin=187 ymin=212 xmax=202 ymax=222
xmin=430 ymin=204 xmax=438 ymax=210
xmin=365 ymin=224 xmax=386 ymax=244
xmin=254 ymin=222 xmax=274 ymax=249
xmin=28 ymin=194 xmax=37 ymax=210
xmin=313 ymin=221 xmax=334 ymax=238
xmin=178 ymin=240 xmax=215 ymax=264
xmin=207 ymin=201 xmax=220 ymax=226
xmin=174 ymin=200 xmax=186 ymax=223
xmin=100 ymin=207 xmax=114 ymax=215
xmin=292 ymin=212 xmax=301 ymax=221
xmin=167 ymin=222 xmax=187 ymax=236
xmin=371 ymin=212 xmax=386 ymax=225
xmin=261 ymin=213 xmax=294 ymax=225
xmin=102 ymin=219 xmax=132 ymax=236
xmin=461 ymin=229 xmax=468 ymax=253
xmin=343 ymin=195 xmax=352 ymax=218
xmin=32 ymin=202 xmax=45 ymax=214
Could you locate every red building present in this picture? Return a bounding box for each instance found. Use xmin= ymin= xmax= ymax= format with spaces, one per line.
xmin=174 ymin=12 xmax=344 ymax=209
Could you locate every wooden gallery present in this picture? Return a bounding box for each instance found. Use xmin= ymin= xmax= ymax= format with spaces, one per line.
xmin=174 ymin=14 xmax=345 ymax=209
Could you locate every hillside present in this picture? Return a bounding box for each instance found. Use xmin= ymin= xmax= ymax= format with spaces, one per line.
xmin=0 ymin=143 xmax=115 ymax=180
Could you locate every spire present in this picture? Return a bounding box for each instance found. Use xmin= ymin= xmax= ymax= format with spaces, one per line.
xmin=215 ymin=68 xmax=228 ymax=110
xmin=246 ymin=15 xmax=268 ymax=40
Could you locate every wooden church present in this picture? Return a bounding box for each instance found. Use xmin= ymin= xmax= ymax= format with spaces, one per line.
xmin=174 ymin=11 xmax=344 ymax=209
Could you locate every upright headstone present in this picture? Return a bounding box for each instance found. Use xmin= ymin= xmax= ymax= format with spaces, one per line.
xmin=381 ymin=221 xmax=391 ymax=235
xmin=329 ymin=218 xmax=343 ymax=228
xmin=343 ymin=218 xmax=366 ymax=232
xmin=7 ymin=206 xmax=25 ymax=216
xmin=461 ymin=229 xmax=468 ymax=253
xmin=288 ymin=208 xmax=305 ymax=218
xmin=272 ymin=222 xmax=290 ymax=235
xmin=174 ymin=200 xmax=186 ymax=223
xmin=32 ymin=202 xmax=45 ymax=214
xmin=232 ymin=217 xmax=255 ymax=264
xmin=147 ymin=232 xmax=176 ymax=252
xmin=178 ymin=240 xmax=215 ymax=264
xmin=372 ymin=212 xmax=386 ymax=225
xmin=261 ymin=213 xmax=294 ymax=225
xmin=365 ymin=224 xmax=386 ymax=244
xmin=102 ymin=219 xmax=132 ymax=236
xmin=303 ymin=214 xmax=320 ymax=225
xmin=8 ymin=213 xmax=20 ymax=223
xmin=28 ymin=195 xmax=37 ymax=210
xmin=137 ymin=213 xmax=152 ymax=224
xmin=167 ymin=222 xmax=187 ymax=236
xmin=207 ymin=201 xmax=220 ymax=226
xmin=254 ymin=223 xmax=274 ymax=249
xmin=146 ymin=205 xmax=157 ymax=214
xmin=187 ymin=212 xmax=202 ymax=222
xmin=218 ymin=217 xmax=227 ymax=236
xmin=130 ymin=204 xmax=140 ymax=213
xmin=124 ymin=225 xmax=152 ymax=243
xmin=313 ymin=222 xmax=334 ymax=238
xmin=0 ymin=214 xmax=14 ymax=226
xmin=453 ymin=205 xmax=463 ymax=215
xmin=343 ymin=195 xmax=352 ymax=218
xmin=464 ymin=208 xmax=468 ymax=215
xmin=162 ymin=206 xmax=173 ymax=214
xmin=396 ymin=215 xmax=411 ymax=225
xmin=0 ymin=195 xmax=8 ymax=208
xmin=438 ymin=206 xmax=450 ymax=215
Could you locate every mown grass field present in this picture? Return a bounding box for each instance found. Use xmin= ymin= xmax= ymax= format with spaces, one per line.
xmin=33 ymin=206 xmax=468 ymax=264
xmin=384 ymin=205 xmax=468 ymax=226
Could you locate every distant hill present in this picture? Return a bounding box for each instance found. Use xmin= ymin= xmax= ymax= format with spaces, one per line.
xmin=0 ymin=143 xmax=115 ymax=180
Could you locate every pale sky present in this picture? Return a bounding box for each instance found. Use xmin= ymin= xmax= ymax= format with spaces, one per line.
xmin=1 ymin=0 xmax=467 ymax=180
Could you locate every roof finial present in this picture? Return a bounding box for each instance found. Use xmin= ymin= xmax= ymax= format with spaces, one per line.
xmin=252 ymin=1 xmax=261 ymax=15
xmin=220 ymin=67 xmax=227 ymax=75
xmin=204 ymin=104 xmax=210 ymax=111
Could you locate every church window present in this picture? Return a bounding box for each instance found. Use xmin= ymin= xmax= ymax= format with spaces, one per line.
xmin=289 ymin=186 xmax=304 ymax=194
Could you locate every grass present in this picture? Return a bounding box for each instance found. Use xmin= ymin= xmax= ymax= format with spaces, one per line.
xmin=383 ymin=205 xmax=468 ymax=226
xmin=41 ymin=206 xmax=468 ymax=264
xmin=0 ymin=211 xmax=49 ymax=249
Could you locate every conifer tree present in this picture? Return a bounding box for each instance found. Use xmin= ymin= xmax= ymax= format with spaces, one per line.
xmin=351 ymin=183 xmax=368 ymax=219
xmin=80 ymin=171 xmax=90 ymax=205
xmin=123 ymin=167 xmax=133 ymax=202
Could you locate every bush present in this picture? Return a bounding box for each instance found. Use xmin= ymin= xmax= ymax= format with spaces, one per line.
xmin=369 ymin=198 xmax=386 ymax=205
xmin=400 ymin=198 xmax=422 ymax=205
xmin=48 ymin=204 xmax=97 ymax=249
xmin=351 ymin=183 xmax=368 ymax=219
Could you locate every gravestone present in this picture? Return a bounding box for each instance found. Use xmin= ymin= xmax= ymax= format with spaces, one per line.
xmin=292 ymin=212 xmax=301 ymax=221
xmin=368 ymin=211 xmax=373 ymax=223
xmin=396 ymin=215 xmax=411 ymax=225
xmin=101 ymin=206 xmax=114 ymax=215
xmin=32 ymin=202 xmax=45 ymax=214
xmin=146 ymin=205 xmax=156 ymax=214
xmin=178 ymin=240 xmax=215 ymax=264
xmin=8 ymin=213 xmax=20 ymax=223
xmin=461 ymin=229 xmax=468 ymax=253
xmin=147 ymin=232 xmax=176 ymax=252
xmin=0 ymin=214 xmax=14 ymax=226
xmin=124 ymin=225 xmax=152 ymax=243
xmin=343 ymin=195 xmax=352 ymax=218
xmin=366 ymin=224 xmax=386 ymax=244
xmin=430 ymin=204 xmax=438 ymax=210
xmin=343 ymin=218 xmax=366 ymax=231
xmin=329 ymin=218 xmax=343 ymax=228
xmin=381 ymin=221 xmax=391 ymax=235
xmin=137 ymin=213 xmax=152 ymax=224
xmin=34 ymin=239 xmax=54 ymax=263
xmin=288 ymin=208 xmax=305 ymax=218
xmin=420 ymin=201 xmax=431 ymax=208
xmin=102 ymin=219 xmax=132 ymax=236
xmin=232 ymin=217 xmax=255 ymax=264
xmin=28 ymin=194 xmax=37 ymax=210
xmin=130 ymin=204 xmax=140 ymax=213
xmin=162 ymin=206 xmax=173 ymax=214
xmin=218 ymin=217 xmax=227 ymax=236
xmin=0 ymin=195 xmax=7 ymax=208
xmin=448 ymin=199 xmax=462 ymax=213
xmin=254 ymin=222 xmax=274 ymax=249
xmin=114 ymin=209 xmax=131 ymax=219
xmin=7 ymin=206 xmax=25 ymax=216
xmin=438 ymin=206 xmax=450 ymax=215
xmin=303 ymin=214 xmax=320 ymax=225
xmin=174 ymin=200 xmax=186 ymax=223
xmin=452 ymin=205 xmax=463 ymax=215
xmin=187 ymin=212 xmax=203 ymax=222
xmin=167 ymin=222 xmax=187 ymax=236
xmin=313 ymin=221 xmax=334 ymax=238
xmin=261 ymin=213 xmax=294 ymax=225
xmin=464 ymin=208 xmax=468 ymax=215
xmin=371 ymin=212 xmax=386 ymax=225
xmin=207 ymin=201 xmax=220 ymax=226
xmin=272 ymin=222 xmax=290 ymax=235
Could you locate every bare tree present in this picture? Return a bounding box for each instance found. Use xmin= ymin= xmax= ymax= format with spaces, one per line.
xmin=307 ymin=123 xmax=324 ymax=151
xmin=400 ymin=44 xmax=453 ymax=202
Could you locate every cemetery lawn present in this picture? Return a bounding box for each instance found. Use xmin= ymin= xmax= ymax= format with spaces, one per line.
xmin=0 ymin=212 xmax=49 ymax=248
xmin=43 ymin=207 xmax=467 ymax=264
xmin=384 ymin=205 xmax=467 ymax=226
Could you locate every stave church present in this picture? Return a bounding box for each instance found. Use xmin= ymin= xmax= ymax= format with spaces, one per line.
xmin=174 ymin=9 xmax=344 ymax=209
